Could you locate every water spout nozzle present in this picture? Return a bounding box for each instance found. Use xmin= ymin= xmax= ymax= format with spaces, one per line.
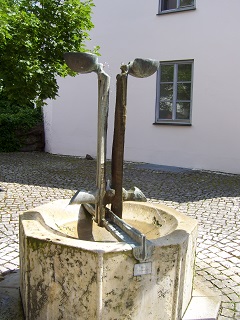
xmin=64 ymin=52 xmax=100 ymax=74
xmin=128 ymin=58 xmax=159 ymax=78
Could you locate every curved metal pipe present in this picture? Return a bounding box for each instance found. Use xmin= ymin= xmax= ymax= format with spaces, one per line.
xmin=64 ymin=52 xmax=110 ymax=226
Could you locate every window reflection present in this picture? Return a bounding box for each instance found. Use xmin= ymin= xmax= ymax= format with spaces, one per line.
xmin=159 ymin=101 xmax=173 ymax=119
xmin=180 ymin=0 xmax=194 ymax=7
xmin=160 ymin=64 xmax=174 ymax=82
xmin=178 ymin=64 xmax=192 ymax=81
xmin=176 ymin=102 xmax=190 ymax=119
xmin=157 ymin=61 xmax=193 ymax=123
xmin=160 ymin=84 xmax=173 ymax=100
xmin=162 ymin=0 xmax=177 ymax=11
xmin=177 ymin=83 xmax=191 ymax=101
xmin=160 ymin=0 xmax=195 ymax=12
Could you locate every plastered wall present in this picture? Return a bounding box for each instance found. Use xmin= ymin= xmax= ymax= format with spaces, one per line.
xmin=44 ymin=0 xmax=240 ymax=173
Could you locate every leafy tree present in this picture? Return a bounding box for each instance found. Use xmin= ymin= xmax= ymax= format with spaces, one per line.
xmin=0 ymin=0 xmax=95 ymax=107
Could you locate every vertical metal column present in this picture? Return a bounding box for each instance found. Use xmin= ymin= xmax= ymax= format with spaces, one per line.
xmin=111 ymin=67 xmax=128 ymax=218
xmin=96 ymin=65 xmax=110 ymax=226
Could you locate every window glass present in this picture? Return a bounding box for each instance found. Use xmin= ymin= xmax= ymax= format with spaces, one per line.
xmin=180 ymin=0 xmax=194 ymax=7
xmin=176 ymin=102 xmax=190 ymax=119
xmin=160 ymin=84 xmax=174 ymax=100
xmin=162 ymin=0 xmax=177 ymax=10
xmin=177 ymin=83 xmax=191 ymax=100
xmin=159 ymin=101 xmax=173 ymax=119
xmin=160 ymin=0 xmax=195 ymax=13
xmin=177 ymin=64 xmax=192 ymax=81
xmin=156 ymin=61 xmax=193 ymax=124
xmin=160 ymin=64 xmax=174 ymax=82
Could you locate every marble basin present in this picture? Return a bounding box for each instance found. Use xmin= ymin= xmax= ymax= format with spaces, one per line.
xmin=19 ymin=200 xmax=197 ymax=320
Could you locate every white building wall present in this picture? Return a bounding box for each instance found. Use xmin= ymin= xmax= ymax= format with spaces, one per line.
xmin=44 ymin=0 xmax=240 ymax=173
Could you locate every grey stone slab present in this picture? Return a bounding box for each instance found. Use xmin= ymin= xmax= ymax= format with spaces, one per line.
xmin=182 ymin=276 xmax=221 ymax=320
xmin=0 ymin=270 xmax=24 ymax=320
xmin=182 ymin=295 xmax=220 ymax=320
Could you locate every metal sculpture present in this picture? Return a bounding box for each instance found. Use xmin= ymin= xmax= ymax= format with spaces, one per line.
xmin=64 ymin=52 xmax=159 ymax=261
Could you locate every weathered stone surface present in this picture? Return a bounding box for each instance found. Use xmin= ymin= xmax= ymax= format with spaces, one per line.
xmin=19 ymin=200 xmax=197 ymax=320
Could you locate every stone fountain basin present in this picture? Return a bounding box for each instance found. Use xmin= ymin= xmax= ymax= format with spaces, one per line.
xmin=42 ymin=200 xmax=179 ymax=242
xmin=19 ymin=200 xmax=197 ymax=320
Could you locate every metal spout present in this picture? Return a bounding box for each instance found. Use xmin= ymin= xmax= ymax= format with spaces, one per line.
xmin=64 ymin=51 xmax=110 ymax=226
xmin=64 ymin=52 xmax=100 ymax=74
xmin=69 ymin=189 xmax=99 ymax=205
xmin=128 ymin=58 xmax=159 ymax=78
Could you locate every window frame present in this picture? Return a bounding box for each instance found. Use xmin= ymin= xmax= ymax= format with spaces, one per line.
xmin=155 ymin=60 xmax=194 ymax=126
xmin=158 ymin=0 xmax=196 ymax=14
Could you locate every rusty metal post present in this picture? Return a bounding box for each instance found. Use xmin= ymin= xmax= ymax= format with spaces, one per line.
xmin=111 ymin=67 xmax=128 ymax=218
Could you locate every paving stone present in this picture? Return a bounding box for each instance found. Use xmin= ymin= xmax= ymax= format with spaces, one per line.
xmin=232 ymin=286 xmax=240 ymax=296
xmin=223 ymin=246 xmax=235 ymax=253
xmin=229 ymin=257 xmax=240 ymax=264
xmin=221 ymin=302 xmax=235 ymax=310
xmin=234 ymin=312 xmax=240 ymax=320
xmin=0 ymin=266 xmax=10 ymax=274
xmin=220 ymin=308 xmax=235 ymax=318
xmin=227 ymin=293 xmax=240 ymax=302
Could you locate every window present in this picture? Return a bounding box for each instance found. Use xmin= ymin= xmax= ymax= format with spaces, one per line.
xmin=155 ymin=61 xmax=193 ymax=125
xmin=158 ymin=0 xmax=195 ymax=14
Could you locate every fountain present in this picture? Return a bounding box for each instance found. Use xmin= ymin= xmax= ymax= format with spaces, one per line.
xmin=19 ymin=53 xmax=198 ymax=320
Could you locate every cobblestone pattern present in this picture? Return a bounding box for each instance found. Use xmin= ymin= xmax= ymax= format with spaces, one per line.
xmin=0 ymin=152 xmax=240 ymax=319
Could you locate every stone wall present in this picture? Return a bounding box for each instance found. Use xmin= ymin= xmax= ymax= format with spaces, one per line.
xmin=17 ymin=123 xmax=45 ymax=152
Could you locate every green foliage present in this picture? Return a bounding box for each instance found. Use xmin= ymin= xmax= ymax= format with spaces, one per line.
xmin=0 ymin=0 xmax=95 ymax=107
xmin=0 ymin=95 xmax=43 ymax=151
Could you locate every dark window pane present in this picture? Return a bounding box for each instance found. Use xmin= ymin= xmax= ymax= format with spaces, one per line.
xmin=160 ymin=84 xmax=173 ymax=100
xmin=177 ymin=83 xmax=191 ymax=100
xmin=157 ymin=61 xmax=193 ymax=123
xmin=176 ymin=102 xmax=190 ymax=119
xmin=178 ymin=64 xmax=192 ymax=81
xmin=159 ymin=101 xmax=173 ymax=119
xmin=180 ymin=0 xmax=194 ymax=7
xmin=160 ymin=64 xmax=174 ymax=82
xmin=162 ymin=0 xmax=177 ymax=11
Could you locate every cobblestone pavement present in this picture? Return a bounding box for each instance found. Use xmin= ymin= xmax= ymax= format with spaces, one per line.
xmin=0 ymin=152 xmax=240 ymax=319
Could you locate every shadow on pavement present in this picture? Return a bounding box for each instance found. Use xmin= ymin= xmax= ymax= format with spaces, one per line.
xmin=0 ymin=152 xmax=240 ymax=203
xmin=0 ymin=270 xmax=24 ymax=320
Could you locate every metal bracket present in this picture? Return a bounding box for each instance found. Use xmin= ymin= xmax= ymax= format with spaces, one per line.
xmin=80 ymin=204 xmax=154 ymax=262
xmin=103 ymin=208 xmax=154 ymax=262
